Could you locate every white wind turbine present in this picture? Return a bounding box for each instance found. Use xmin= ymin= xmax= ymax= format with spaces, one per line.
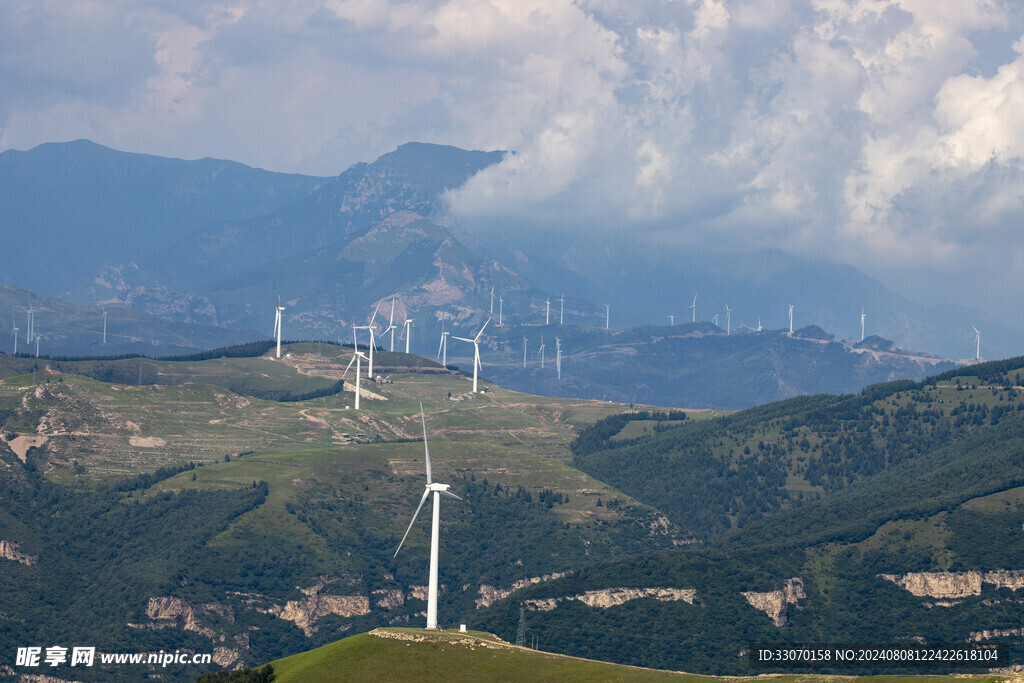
xmin=725 ymin=304 xmax=731 ymax=336
xmin=757 ymin=317 xmax=763 ymax=332
xmin=366 ymin=302 xmax=382 ymax=379
xmin=712 ymin=313 xmax=720 ymax=326
xmin=498 ymin=297 xmax=503 ymax=327
xmin=604 ymin=304 xmax=610 ymax=330
xmin=387 ymin=299 xmax=398 ymax=352
xmin=972 ymin=326 xmax=981 ymax=361
xmin=403 ymin=318 xmax=415 ymax=354
xmin=788 ymin=304 xmax=794 ymax=334
xmin=26 ymin=304 xmax=35 ymax=343
xmin=490 ymin=286 xmax=495 ymax=315
xmin=102 ymin=311 xmax=108 ymax=344
xmin=343 ymin=349 xmax=370 ymax=409
xmin=394 ymin=404 xmax=462 ymax=630
xmin=555 ymin=336 xmax=562 ymax=380
xmin=538 ymin=336 xmax=546 ymax=368
xmin=437 ymin=331 xmax=449 ymax=366
xmin=545 ymin=298 xmax=550 ymax=325
xmin=689 ymin=294 xmax=697 ymax=323
xmin=860 ymin=308 xmax=866 ymax=342
xmin=522 ymin=337 xmax=528 ymax=368
xmin=273 ymin=296 xmax=285 ymax=358
xmin=453 ymin=318 xmax=490 ymax=393
xmin=10 ymin=325 xmax=18 ymax=355
xmin=668 ymin=315 xmax=675 ymax=326
xmin=559 ymin=294 xmax=565 ymax=325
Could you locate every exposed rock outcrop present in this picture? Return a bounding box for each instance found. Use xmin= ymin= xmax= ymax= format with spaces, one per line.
xmin=523 ymin=587 xmax=696 ymax=612
xmin=268 ymin=581 xmax=370 ymax=636
xmin=0 ymin=540 xmax=38 ymax=566
xmin=971 ymin=627 xmax=1024 ymax=642
xmin=373 ymin=588 xmax=404 ymax=610
xmin=475 ymin=573 xmax=569 ymax=608
xmin=880 ymin=570 xmax=1024 ymax=600
xmin=742 ymin=578 xmax=805 ymax=627
xmin=139 ymin=597 xmax=234 ymax=639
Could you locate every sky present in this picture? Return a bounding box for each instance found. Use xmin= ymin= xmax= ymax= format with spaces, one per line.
xmin=3 ymin=0 xmax=1024 ymax=321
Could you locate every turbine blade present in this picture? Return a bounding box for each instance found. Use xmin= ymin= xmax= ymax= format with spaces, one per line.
xmin=475 ymin=318 xmax=491 ymax=341
xmin=452 ymin=336 xmax=474 ymax=343
xmin=440 ymin=490 xmax=462 ymax=501
xmin=369 ymin=301 xmax=381 ymax=327
xmin=342 ymin=354 xmax=356 ymax=379
xmin=420 ymin=402 xmax=431 ymax=483
xmin=437 ymin=336 xmax=444 ymax=359
xmin=394 ymin=488 xmax=431 ymax=558
xmin=389 ymin=299 xmax=395 ymax=326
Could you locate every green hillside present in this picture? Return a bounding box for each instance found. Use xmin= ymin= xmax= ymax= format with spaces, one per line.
xmin=0 ymin=346 xmax=679 ymax=679
xmin=473 ymin=357 xmax=1024 ymax=674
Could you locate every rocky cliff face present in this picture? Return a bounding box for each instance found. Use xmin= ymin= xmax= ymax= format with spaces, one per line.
xmin=741 ymin=578 xmax=806 ymax=627
xmin=524 ymin=587 xmax=696 ymax=612
xmin=267 ymin=578 xmax=370 ymax=636
xmin=476 ymin=572 xmax=569 ymax=608
xmin=880 ymin=570 xmax=1024 ymax=600
xmin=0 ymin=540 xmax=38 ymax=566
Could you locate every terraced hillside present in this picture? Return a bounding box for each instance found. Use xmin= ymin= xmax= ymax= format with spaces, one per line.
xmin=0 ymin=343 xmax=683 ymax=679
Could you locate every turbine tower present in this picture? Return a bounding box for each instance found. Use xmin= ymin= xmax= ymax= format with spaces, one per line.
xmin=490 ymin=286 xmax=495 ymax=315
xmin=366 ymin=302 xmax=382 ymax=380
xmin=604 ymin=304 xmax=610 ymax=330
xmin=555 ymin=337 xmax=562 ymax=380
xmin=788 ymin=304 xmax=794 ymax=334
xmin=453 ymin=319 xmax=490 ymax=393
xmin=387 ymin=299 xmax=398 ymax=352
xmin=522 ymin=337 xmax=528 ymax=368
xmin=712 ymin=314 xmax=719 ymax=326
xmin=437 ymin=331 xmax=449 ymax=367
xmin=860 ymin=308 xmax=866 ymax=342
xmin=725 ymin=305 xmax=731 ymax=336
xmin=668 ymin=315 xmax=674 ymax=326
xmin=545 ymin=298 xmax=550 ymax=325
xmin=539 ymin=336 xmax=546 ymax=369
xmin=102 ymin=311 xmax=108 ymax=344
xmin=498 ymin=297 xmax=503 ymax=327
xmin=972 ymin=326 xmax=981 ymax=361
xmin=343 ymin=350 xmax=370 ymax=409
xmin=559 ymin=295 xmax=565 ymax=325
xmin=394 ymin=404 xmax=462 ymax=630
xmin=404 ymin=319 xmax=415 ymax=354
xmin=10 ymin=325 xmax=17 ymax=355
xmin=26 ymin=304 xmax=35 ymax=343
xmin=273 ymin=296 xmax=285 ymax=358
xmin=689 ymin=294 xmax=697 ymax=323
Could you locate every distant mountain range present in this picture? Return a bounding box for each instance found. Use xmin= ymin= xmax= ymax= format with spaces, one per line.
xmin=1 ymin=139 xmax=1019 ymax=365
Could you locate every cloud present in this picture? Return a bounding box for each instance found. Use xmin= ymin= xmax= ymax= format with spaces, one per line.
xmin=2 ymin=0 xmax=1024 ymax=313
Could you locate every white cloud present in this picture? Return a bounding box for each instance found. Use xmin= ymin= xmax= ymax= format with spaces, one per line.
xmin=2 ymin=0 xmax=1024 ymax=311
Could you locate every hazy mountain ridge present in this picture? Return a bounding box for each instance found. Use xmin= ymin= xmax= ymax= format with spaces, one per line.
xmin=0 ymin=139 xmax=327 ymax=295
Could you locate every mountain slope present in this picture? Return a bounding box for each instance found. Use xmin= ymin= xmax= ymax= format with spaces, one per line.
xmin=0 ymin=139 xmax=327 ymax=294
xmin=473 ymin=357 xmax=1024 ymax=674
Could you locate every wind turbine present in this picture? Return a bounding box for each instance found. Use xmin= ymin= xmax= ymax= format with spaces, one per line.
xmin=498 ymin=297 xmax=503 ymax=327
xmin=668 ymin=315 xmax=675 ymax=326
xmin=545 ymin=298 xmax=550 ymax=325
xmin=490 ymin=286 xmax=495 ymax=315
xmin=404 ymin=319 xmax=415 ymax=354
xmin=559 ymin=295 xmax=565 ymax=325
xmin=538 ymin=336 xmax=546 ymax=368
xmin=437 ymin=331 xmax=449 ymax=366
xmin=273 ymin=296 xmax=285 ymax=358
xmin=394 ymin=404 xmax=462 ymax=630
xmin=972 ymin=326 xmax=981 ymax=361
xmin=725 ymin=305 xmax=731 ymax=336
xmin=757 ymin=317 xmax=763 ymax=332
xmin=366 ymin=302 xmax=382 ymax=380
xmin=555 ymin=337 xmax=562 ymax=380
xmin=860 ymin=308 xmax=866 ymax=342
xmin=387 ymin=299 xmax=398 ymax=352
xmin=689 ymin=294 xmax=697 ymax=323
xmin=343 ymin=349 xmax=370 ymax=409
xmin=522 ymin=337 xmax=528 ymax=368
xmin=604 ymin=304 xmax=610 ymax=330
xmin=26 ymin=304 xmax=34 ymax=343
xmin=453 ymin=319 xmax=490 ymax=393
xmin=788 ymin=304 xmax=794 ymax=334
xmin=712 ymin=313 xmax=720 ymax=326
xmin=10 ymin=325 xmax=17 ymax=355
xmin=102 ymin=311 xmax=108 ymax=344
